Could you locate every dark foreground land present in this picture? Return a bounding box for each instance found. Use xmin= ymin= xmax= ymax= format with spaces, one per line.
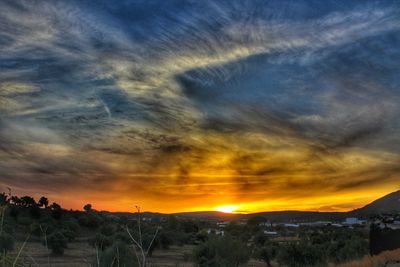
xmin=1 ymin=191 xmax=400 ymax=266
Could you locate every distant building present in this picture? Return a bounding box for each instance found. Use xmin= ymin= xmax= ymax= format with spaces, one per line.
xmin=259 ymin=221 xmax=272 ymax=227
xmin=216 ymin=221 xmax=229 ymax=228
xmin=343 ymin=218 xmax=364 ymax=225
xmin=388 ymin=224 xmax=400 ymax=230
xmin=264 ymin=231 xmax=278 ymax=236
xmin=207 ymin=228 xmax=225 ymax=236
xmin=271 ymin=236 xmax=301 ymax=243
xmin=284 ymin=223 xmax=300 ymax=228
xmin=300 ymin=221 xmax=332 ymax=226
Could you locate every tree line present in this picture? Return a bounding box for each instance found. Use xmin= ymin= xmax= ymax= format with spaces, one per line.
xmin=0 ymin=192 xmax=372 ymax=266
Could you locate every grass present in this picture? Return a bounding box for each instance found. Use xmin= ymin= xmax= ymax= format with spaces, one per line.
xmin=7 ymin=241 xmax=269 ymax=267
xmin=335 ymin=248 xmax=400 ymax=267
xmin=9 ymin=241 xmax=95 ymax=267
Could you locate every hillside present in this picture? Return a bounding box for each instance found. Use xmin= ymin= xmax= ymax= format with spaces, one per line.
xmin=350 ymin=190 xmax=400 ymax=216
xmin=173 ymin=210 xmax=346 ymax=222
xmin=173 ymin=191 xmax=400 ymax=221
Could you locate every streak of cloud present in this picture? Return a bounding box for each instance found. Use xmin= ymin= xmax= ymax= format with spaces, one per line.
xmin=0 ymin=0 xmax=399 ymax=212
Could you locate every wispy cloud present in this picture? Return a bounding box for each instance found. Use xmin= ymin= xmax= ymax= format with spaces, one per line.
xmin=0 ymin=0 xmax=399 ymax=212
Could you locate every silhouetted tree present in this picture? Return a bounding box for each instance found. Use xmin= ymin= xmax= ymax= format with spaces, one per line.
xmin=50 ymin=203 xmax=62 ymax=220
xmin=38 ymin=196 xmax=49 ymax=208
xmin=0 ymin=193 xmax=8 ymax=205
xmin=10 ymin=196 xmax=21 ymax=206
xmin=83 ymin=204 xmax=92 ymax=213
xmin=20 ymin=196 xmax=36 ymax=207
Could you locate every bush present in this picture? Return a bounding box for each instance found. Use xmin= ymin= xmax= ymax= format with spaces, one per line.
xmin=277 ymin=242 xmax=326 ymax=267
xmin=29 ymin=205 xmax=41 ymax=219
xmin=113 ymin=231 xmax=131 ymax=244
xmin=193 ymin=235 xmax=250 ymax=267
xmin=18 ymin=216 xmax=33 ymax=226
xmin=255 ymin=242 xmax=279 ymax=267
xmin=89 ymin=233 xmax=114 ymax=250
xmin=48 ymin=231 xmax=68 ymax=255
xmin=61 ymin=229 xmax=76 ymax=242
xmin=62 ymin=218 xmax=80 ymax=233
xmin=100 ymin=224 xmax=115 ymax=236
xmin=0 ymin=233 xmax=14 ymax=254
xmin=98 ymin=241 xmax=138 ymax=267
xmin=159 ymin=231 xmax=173 ymax=249
xmin=81 ymin=213 xmax=101 ymax=229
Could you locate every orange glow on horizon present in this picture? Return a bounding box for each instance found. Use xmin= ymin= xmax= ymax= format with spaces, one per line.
xmin=18 ymin=185 xmax=398 ymax=214
xmin=215 ymin=205 xmax=240 ymax=214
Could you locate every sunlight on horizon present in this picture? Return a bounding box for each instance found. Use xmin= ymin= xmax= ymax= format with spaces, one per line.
xmin=215 ymin=205 xmax=240 ymax=214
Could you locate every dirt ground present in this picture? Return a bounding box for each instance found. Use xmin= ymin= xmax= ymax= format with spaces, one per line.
xmin=10 ymin=241 xmax=267 ymax=267
xmin=11 ymin=241 xmax=95 ymax=267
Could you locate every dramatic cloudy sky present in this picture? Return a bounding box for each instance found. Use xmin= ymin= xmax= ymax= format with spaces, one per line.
xmin=0 ymin=0 xmax=399 ymax=213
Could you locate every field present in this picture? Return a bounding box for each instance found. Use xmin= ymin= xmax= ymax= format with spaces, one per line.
xmin=10 ymin=240 xmax=400 ymax=267
xmin=1 ymin=198 xmax=399 ymax=267
xmin=11 ymin=241 xmax=268 ymax=267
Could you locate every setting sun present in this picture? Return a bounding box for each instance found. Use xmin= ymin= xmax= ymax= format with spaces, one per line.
xmin=215 ymin=205 xmax=239 ymax=213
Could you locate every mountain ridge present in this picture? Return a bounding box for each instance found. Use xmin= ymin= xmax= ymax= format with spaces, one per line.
xmin=171 ymin=190 xmax=400 ymax=221
xmin=105 ymin=191 xmax=400 ymax=222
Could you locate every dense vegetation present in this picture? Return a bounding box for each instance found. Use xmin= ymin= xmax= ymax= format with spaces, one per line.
xmin=0 ymin=193 xmax=374 ymax=266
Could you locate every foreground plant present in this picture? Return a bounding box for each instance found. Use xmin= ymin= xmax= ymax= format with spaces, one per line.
xmin=126 ymin=206 xmax=159 ymax=267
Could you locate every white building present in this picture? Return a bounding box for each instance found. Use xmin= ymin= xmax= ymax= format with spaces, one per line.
xmin=264 ymin=231 xmax=278 ymax=236
xmin=259 ymin=221 xmax=272 ymax=227
xmin=207 ymin=229 xmax=225 ymax=236
xmin=217 ymin=221 xmax=229 ymax=228
xmin=284 ymin=223 xmax=300 ymax=228
xmin=343 ymin=218 xmax=364 ymax=225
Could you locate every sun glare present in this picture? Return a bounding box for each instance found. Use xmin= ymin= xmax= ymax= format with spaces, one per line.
xmin=215 ymin=205 xmax=239 ymax=213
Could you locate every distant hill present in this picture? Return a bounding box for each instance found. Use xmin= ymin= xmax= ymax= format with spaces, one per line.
xmin=173 ymin=211 xmax=241 ymax=221
xmin=350 ymin=190 xmax=400 ymax=216
xmin=248 ymin=210 xmax=346 ymax=222
xmin=173 ymin=210 xmax=346 ymax=222
xmin=108 ymin=190 xmax=400 ymax=222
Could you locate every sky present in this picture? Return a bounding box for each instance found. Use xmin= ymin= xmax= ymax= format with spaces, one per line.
xmin=0 ymin=0 xmax=399 ymax=213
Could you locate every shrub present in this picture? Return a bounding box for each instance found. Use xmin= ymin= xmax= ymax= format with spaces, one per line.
xmin=48 ymin=231 xmax=68 ymax=255
xmin=113 ymin=231 xmax=131 ymax=244
xmin=84 ymin=213 xmax=101 ymax=229
xmin=100 ymin=224 xmax=115 ymax=236
xmin=159 ymin=231 xmax=173 ymax=249
xmin=255 ymin=242 xmax=279 ymax=267
xmin=18 ymin=216 xmax=33 ymax=226
xmin=61 ymin=229 xmax=76 ymax=242
xmin=98 ymin=241 xmax=138 ymax=267
xmin=277 ymin=242 xmax=326 ymax=267
xmin=0 ymin=233 xmax=14 ymax=254
xmin=62 ymin=218 xmax=80 ymax=233
xmin=193 ymin=235 xmax=250 ymax=267
xmin=89 ymin=233 xmax=113 ymax=250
